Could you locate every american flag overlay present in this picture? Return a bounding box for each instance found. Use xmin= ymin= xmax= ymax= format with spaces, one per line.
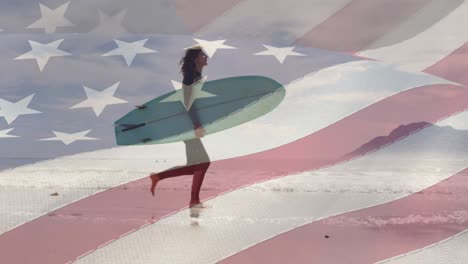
xmin=1 ymin=1 xmax=468 ymax=263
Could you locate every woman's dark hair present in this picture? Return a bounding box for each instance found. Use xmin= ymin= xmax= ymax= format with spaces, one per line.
xmin=180 ymin=47 xmax=203 ymax=76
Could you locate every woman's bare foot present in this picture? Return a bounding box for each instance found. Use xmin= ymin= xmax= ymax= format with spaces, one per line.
xmin=149 ymin=173 xmax=160 ymax=196
xmin=189 ymin=200 xmax=200 ymax=208
xmin=189 ymin=201 xmax=211 ymax=208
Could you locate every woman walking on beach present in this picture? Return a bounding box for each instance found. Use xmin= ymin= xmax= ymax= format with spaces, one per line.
xmin=149 ymin=45 xmax=211 ymax=208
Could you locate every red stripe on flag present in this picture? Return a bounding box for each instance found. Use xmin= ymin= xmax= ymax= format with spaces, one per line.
xmin=295 ymin=0 xmax=430 ymax=54
xmin=0 ymin=84 xmax=467 ymax=263
xmin=170 ymin=0 xmax=244 ymax=33
xmin=425 ymin=42 xmax=468 ymax=87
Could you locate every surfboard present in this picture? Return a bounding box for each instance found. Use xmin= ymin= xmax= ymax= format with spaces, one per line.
xmin=114 ymin=75 xmax=285 ymax=145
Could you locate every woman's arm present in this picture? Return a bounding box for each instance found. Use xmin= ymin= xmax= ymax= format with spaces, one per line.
xmin=182 ymin=83 xmax=194 ymax=111
xmin=183 ymin=82 xmax=203 ymax=131
xmin=182 ymin=72 xmax=206 ymax=138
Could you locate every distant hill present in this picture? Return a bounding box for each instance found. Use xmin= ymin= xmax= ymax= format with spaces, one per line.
xmin=346 ymin=122 xmax=468 ymax=158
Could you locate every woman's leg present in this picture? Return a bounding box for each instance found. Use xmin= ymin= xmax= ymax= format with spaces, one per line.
xmin=151 ymin=138 xmax=211 ymax=205
xmin=189 ymin=162 xmax=210 ymax=207
xmin=150 ymin=165 xmax=199 ymax=196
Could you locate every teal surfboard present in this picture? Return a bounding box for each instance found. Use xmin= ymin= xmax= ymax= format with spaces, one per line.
xmin=114 ymin=76 xmax=285 ymax=145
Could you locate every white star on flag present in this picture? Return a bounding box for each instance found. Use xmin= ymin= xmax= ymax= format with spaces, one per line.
xmin=0 ymin=94 xmax=41 ymax=124
xmin=27 ymin=1 xmax=74 ymax=34
xmin=162 ymin=78 xmax=216 ymax=110
xmin=90 ymin=9 xmax=128 ymax=35
xmin=70 ymin=82 xmax=127 ymax=116
xmin=170 ymin=75 xmax=208 ymax=89
xmin=170 ymin=80 xmax=183 ymax=90
xmin=255 ymin=44 xmax=306 ymax=63
xmin=0 ymin=128 xmax=18 ymax=138
xmin=102 ymin=39 xmax=157 ymax=66
xmin=14 ymin=39 xmax=71 ymax=71
xmin=188 ymin=38 xmax=236 ymax=57
xmin=40 ymin=130 xmax=98 ymax=145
